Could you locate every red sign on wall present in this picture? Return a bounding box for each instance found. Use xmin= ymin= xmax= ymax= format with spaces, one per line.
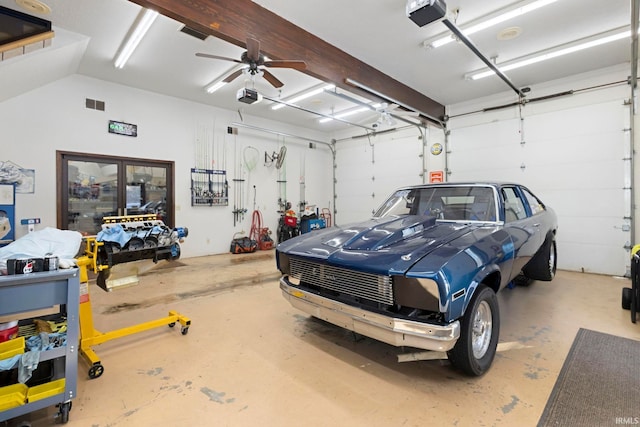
xmin=429 ymin=171 xmax=444 ymax=183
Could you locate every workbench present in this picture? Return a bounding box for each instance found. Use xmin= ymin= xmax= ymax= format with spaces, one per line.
xmin=0 ymin=269 xmax=79 ymax=424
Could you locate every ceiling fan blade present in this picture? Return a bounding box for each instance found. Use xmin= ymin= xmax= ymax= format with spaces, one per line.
xmin=196 ymin=52 xmax=242 ymax=63
xmin=222 ymin=68 xmax=245 ymax=83
xmin=261 ymin=69 xmax=284 ymax=88
xmin=264 ymin=60 xmax=307 ymax=70
xmin=246 ymin=37 xmax=260 ymax=61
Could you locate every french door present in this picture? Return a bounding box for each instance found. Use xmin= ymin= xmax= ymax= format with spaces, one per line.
xmin=57 ymin=151 xmax=174 ymax=235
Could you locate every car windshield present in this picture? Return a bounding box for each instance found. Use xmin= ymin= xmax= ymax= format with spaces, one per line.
xmin=373 ymin=186 xmax=497 ymax=222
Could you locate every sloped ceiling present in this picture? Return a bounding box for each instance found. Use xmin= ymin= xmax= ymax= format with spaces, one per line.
xmin=0 ymin=0 xmax=636 ymax=133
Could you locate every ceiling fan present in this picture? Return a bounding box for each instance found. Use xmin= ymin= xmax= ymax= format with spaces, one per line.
xmin=196 ymin=37 xmax=307 ymax=88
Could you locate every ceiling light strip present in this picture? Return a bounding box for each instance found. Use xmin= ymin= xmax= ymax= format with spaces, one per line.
xmin=271 ymin=84 xmax=335 ymax=110
xmin=466 ymin=27 xmax=631 ymax=80
xmin=343 ymin=78 xmax=439 ymax=123
xmin=319 ymin=107 xmax=372 ymax=123
xmin=425 ymin=0 xmax=558 ymax=49
xmin=205 ymin=64 xmax=244 ymax=93
xmin=264 ymin=95 xmax=374 ymax=130
xmin=114 ymin=8 xmax=159 ymax=69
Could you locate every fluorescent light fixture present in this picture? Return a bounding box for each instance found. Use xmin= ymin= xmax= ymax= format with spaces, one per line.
xmin=114 ymin=8 xmax=159 ymax=69
xmin=425 ymin=0 xmax=558 ymax=49
xmin=272 ymin=84 xmax=335 ymax=110
xmin=466 ymin=27 xmax=630 ymax=80
xmin=205 ymin=65 xmax=244 ymax=94
xmin=319 ymin=104 xmax=381 ymax=123
xmin=205 ymin=81 xmax=227 ymax=94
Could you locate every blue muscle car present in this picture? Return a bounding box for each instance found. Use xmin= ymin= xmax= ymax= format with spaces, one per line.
xmin=277 ymin=183 xmax=558 ymax=376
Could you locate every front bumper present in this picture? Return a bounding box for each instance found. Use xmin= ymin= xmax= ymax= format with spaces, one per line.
xmin=280 ymin=276 xmax=460 ymax=352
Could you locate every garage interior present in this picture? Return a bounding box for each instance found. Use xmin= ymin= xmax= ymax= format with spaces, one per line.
xmin=1 ymin=0 xmax=640 ymax=426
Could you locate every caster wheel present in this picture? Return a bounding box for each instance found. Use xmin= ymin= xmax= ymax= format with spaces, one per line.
xmin=622 ymin=287 xmax=632 ymax=310
xmin=88 ymin=363 xmax=104 ymax=379
xmin=181 ymin=326 xmax=189 ymax=335
xmin=168 ymin=322 xmax=176 ymax=328
xmin=57 ymin=401 xmax=72 ymax=423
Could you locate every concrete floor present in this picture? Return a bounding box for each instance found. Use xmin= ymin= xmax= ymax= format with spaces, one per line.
xmin=4 ymin=251 xmax=640 ymax=427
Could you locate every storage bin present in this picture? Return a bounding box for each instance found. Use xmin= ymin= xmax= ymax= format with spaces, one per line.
xmin=0 ymin=336 xmax=24 ymax=360
xmin=27 ymin=378 xmax=65 ymax=403
xmin=0 ymin=383 xmax=27 ymax=411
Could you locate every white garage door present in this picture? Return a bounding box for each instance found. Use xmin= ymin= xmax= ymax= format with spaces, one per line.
xmin=335 ymin=128 xmax=423 ymax=225
xmin=448 ymin=99 xmax=631 ymax=276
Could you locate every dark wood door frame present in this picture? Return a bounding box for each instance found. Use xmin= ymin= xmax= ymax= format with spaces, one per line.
xmin=56 ymin=150 xmax=176 ymax=230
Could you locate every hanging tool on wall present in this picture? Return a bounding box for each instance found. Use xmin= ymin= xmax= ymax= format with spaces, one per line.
xmin=299 ymin=152 xmax=307 ymax=214
xmin=232 ymin=178 xmax=245 ymax=226
xmin=243 ymin=146 xmax=259 ymax=211
xmin=231 ymin=137 xmax=247 ymax=225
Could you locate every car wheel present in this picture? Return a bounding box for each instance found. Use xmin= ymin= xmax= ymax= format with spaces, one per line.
xmin=447 ymin=284 xmax=500 ymax=376
xmin=622 ymin=287 xmax=632 ymax=310
xmin=523 ymin=237 xmax=557 ymax=281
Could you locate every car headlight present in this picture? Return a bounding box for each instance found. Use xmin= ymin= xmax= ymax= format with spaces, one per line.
xmin=393 ymin=276 xmax=440 ymax=312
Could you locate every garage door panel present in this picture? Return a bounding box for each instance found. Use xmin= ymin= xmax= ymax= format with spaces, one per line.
xmin=525 ymin=102 xmax=625 ymax=140
xmin=523 ymin=161 xmax=624 ymax=189
xmin=558 ymin=216 xmax=626 ymax=244
xmin=337 ymin=194 xmax=378 ymax=224
xmin=448 ymin=99 xmax=629 ymax=275
xmin=556 ymin=241 xmax=626 ymax=276
xmin=451 ymin=120 xmax=520 ymax=142
xmin=375 ymin=137 xmax=423 ymax=192
xmin=449 ymin=147 xmax=523 ymax=172
xmin=543 ymin=188 xmax=625 ymax=218
xmin=450 ymin=167 xmax=524 ymax=182
xmin=337 ymin=133 xmax=426 ymax=225
xmin=523 ymin=134 xmax=624 ymax=164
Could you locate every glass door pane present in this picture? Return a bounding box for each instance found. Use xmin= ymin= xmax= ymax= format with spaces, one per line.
xmin=125 ymin=164 xmax=168 ymax=222
xmin=67 ymin=160 xmax=118 ymax=235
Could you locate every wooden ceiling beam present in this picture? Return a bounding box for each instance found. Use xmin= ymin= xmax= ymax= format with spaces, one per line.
xmin=129 ymin=0 xmax=445 ymax=121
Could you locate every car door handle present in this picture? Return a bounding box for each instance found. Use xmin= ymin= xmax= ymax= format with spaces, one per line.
xmin=533 ymin=223 xmax=540 ymax=227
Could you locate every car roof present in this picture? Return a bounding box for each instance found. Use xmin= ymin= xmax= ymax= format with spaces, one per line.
xmin=398 ymin=182 xmax=520 ymax=190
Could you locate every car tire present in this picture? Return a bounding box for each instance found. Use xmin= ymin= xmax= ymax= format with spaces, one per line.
xmin=447 ymin=284 xmax=500 ymax=376
xmin=622 ymin=287 xmax=632 ymax=310
xmin=523 ymin=237 xmax=557 ymax=281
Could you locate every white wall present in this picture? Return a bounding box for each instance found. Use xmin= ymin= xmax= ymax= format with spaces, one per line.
xmin=0 ymin=74 xmax=333 ymax=258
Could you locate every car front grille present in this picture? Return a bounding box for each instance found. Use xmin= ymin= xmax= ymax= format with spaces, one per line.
xmin=289 ymin=258 xmax=394 ymax=305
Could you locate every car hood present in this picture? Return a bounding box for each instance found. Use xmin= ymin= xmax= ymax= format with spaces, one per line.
xmin=278 ymin=215 xmax=475 ymax=275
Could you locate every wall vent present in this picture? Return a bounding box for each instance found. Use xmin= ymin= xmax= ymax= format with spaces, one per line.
xmin=86 ymin=98 xmax=105 ymax=111
xmin=179 ymin=25 xmax=208 ymax=41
